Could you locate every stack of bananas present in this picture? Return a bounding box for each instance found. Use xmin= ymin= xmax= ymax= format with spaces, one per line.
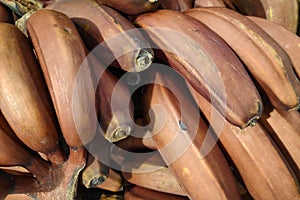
xmin=0 ymin=0 xmax=299 ymax=199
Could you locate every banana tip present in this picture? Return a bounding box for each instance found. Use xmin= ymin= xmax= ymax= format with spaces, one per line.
xmin=135 ymin=49 xmax=154 ymax=72
xmin=89 ymin=175 xmax=108 ymax=187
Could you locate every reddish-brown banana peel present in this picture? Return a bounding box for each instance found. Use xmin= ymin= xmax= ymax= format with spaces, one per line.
xmin=189 ymin=85 xmax=300 ymax=200
xmin=228 ymin=0 xmax=299 ymax=33
xmin=26 ymin=9 xmax=97 ymax=148
xmin=0 ymin=22 xmax=64 ymax=165
xmin=260 ymin=103 xmax=300 ymax=179
xmin=135 ymin=10 xmax=263 ymax=128
xmin=142 ymin=70 xmax=240 ymax=199
xmin=82 ymin=153 xmax=109 ymax=188
xmin=122 ymin=156 xmax=186 ymax=196
xmin=94 ymin=61 xmax=134 ymax=142
xmin=186 ymin=8 xmax=300 ymax=111
xmin=95 ymin=168 xmax=123 ymax=192
xmin=248 ymin=16 xmax=300 ymax=78
xmin=46 ymin=0 xmax=154 ymax=72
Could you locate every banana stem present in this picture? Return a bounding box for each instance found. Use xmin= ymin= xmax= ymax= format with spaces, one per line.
xmin=29 ymin=147 xmax=86 ymax=200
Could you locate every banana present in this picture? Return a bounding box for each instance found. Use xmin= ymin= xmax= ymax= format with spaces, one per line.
xmin=194 ymin=0 xmax=226 ymax=8
xmin=135 ymin=10 xmax=263 ymax=128
xmin=259 ymin=101 xmax=300 ymax=179
xmin=46 ymin=0 xmax=154 ymax=72
xmin=248 ymin=16 xmax=300 ymax=78
xmin=141 ymin=69 xmax=240 ymax=199
xmin=0 ymin=2 xmax=13 ymax=23
xmin=228 ymin=0 xmax=299 ymax=33
xmin=26 ymin=9 xmax=97 ymax=149
xmin=0 ymin=22 xmax=64 ymax=165
xmin=188 ymin=84 xmax=300 ymax=200
xmin=95 ymin=168 xmax=123 ymax=192
xmin=160 ymin=0 xmax=193 ymax=11
xmin=95 ymin=0 xmax=160 ymax=15
xmin=94 ymin=60 xmax=134 ymax=142
xmin=186 ymin=7 xmax=300 ymax=111
xmin=122 ymin=155 xmax=186 ymax=196
xmin=124 ymin=186 xmax=189 ymax=200
xmin=82 ymin=153 xmax=109 ymax=188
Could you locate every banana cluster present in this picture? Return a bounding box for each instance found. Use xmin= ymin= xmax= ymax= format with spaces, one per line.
xmin=0 ymin=0 xmax=299 ymax=200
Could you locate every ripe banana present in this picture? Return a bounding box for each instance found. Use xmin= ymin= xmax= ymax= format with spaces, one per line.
xmin=186 ymin=7 xmax=300 ymax=111
xmin=46 ymin=0 xmax=154 ymax=72
xmin=189 ymin=84 xmax=300 ymax=200
xmin=160 ymin=0 xmax=193 ymax=11
xmin=82 ymin=153 xmax=109 ymax=188
xmin=248 ymin=16 xmax=300 ymax=78
xmin=94 ymin=61 xmax=134 ymax=142
xmin=95 ymin=168 xmax=123 ymax=192
xmin=228 ymin=0 xmax=299 ymax=33
xmin=95 ymin=0 xmax=160 ymax=15
xmin=122 ymin=155 xmax=186 ymax=196
xmin=26 ymin=9 xmax=97 ymax=149
xmin=194 ymin=0 xmax=225 ymax=8
xmin=259 ymin=102 xmax=300 ymax=179
xmin=141 ymin=69 xmax=240 ymax=199
xmin=124 ymin=186 xmax=189 ymax=200
xmin=135 ymin=9 xmax=263 ymax=128
xmin=0 ymin=22 xmax=64 ymax=165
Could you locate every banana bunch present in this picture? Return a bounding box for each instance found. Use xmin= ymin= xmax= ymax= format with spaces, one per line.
xmin=0 ymin=0 xmax=299 ymax=199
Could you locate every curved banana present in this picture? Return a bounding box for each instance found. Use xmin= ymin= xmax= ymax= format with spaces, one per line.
xmin=135 ymin=9 xmax=263 ymax=128
xmin=46 ymin=0 xmax=154 ymax=72
xmin=186 ymin=7 xmax=300 ymax=111
xmin=122 ymin=155 xmax=186 ymax=196
xmin=248 ymin=16 xmax=300 ymax=78
xmin=82 ymin=153 xmax=109 ymax=188
xmin=26 ymin=9 xmax=97 ymax=149
xmin=141 ymin=69 xmax=240 ymax=199
xmin=228 ymin=0 xmax=299 ymax=33
xmin=95 ymin=168 xmax=123 ymax=192
xmin=189 ymin=84 xmax=300 ymax=200
xmin=0 ymin=22 xmax=64 ymax=165
xmin=94 ymin=60 xmax=134 ymax=142
xmin=95 ymin=0 xmax=160 ymax=15
xmin=260 ymin=101 xmax=300 ymax=179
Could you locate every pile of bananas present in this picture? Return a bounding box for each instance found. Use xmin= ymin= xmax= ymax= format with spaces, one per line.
xmin=0 ymin=0 xmax=299 ymax=199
